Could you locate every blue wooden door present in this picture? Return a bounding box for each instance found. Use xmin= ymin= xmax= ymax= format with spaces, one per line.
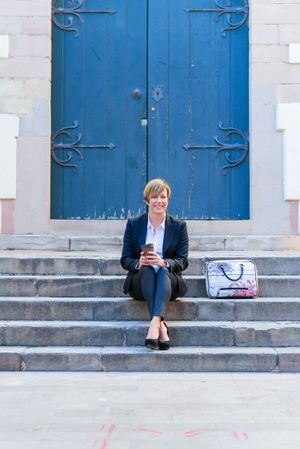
xmin=51 ymin=0 xmax=148 ymax=219
xmin=51 ymin=0 xmax=249 ymax=219
xmin=148 ymin=0 xmax=249 ymax=219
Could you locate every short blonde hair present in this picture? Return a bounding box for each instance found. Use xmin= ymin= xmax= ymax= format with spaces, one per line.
xmin=143 ymin=178 xmax=171 ymax=203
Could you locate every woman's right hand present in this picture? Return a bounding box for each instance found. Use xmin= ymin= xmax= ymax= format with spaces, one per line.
xmin=138 ymin=251 xmax=150 ymax=269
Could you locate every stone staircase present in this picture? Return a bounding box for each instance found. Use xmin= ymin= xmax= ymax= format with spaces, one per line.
xmin=0 ymin=249 xmax=300 ymax=372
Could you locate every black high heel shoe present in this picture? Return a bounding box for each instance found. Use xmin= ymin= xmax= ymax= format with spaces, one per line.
xmin=158 ymin=321 xmax=170 ymax=351
xmin=145 ymin=338 xmax=159 ymax=350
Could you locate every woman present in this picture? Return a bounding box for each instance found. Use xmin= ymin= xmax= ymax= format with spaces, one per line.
xmin=120 ymin=178 xmax=189 ymax=350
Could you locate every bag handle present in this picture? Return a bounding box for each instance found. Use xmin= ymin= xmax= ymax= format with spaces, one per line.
xmin=219 ymin=263 xmax=244 ymax=282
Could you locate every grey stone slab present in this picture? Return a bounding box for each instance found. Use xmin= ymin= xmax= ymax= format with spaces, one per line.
xmin=0 ymin=258 xmax=101 ymax=275
xmin=235 ymin=299 xmax=300 ymax=321
xmin=259 ymin=276 xmax=300 ymax=297
xmin=36 ymin=276 xmax=125 ymax=297
xmin=1 ymin=254 xmax=300 ymax=276
xmin=277 ymin=349 xmax=300 ymax=372
xmin=125 ymin=322 xmax=235 ymax=347
xmin=23 ymin=348 xmax=103 ymax=371
xmin=101 ymin=348 xmax=277 ymax=372
xmin=70 ymin=237 xmax=122 ymax=251
xmin=0 ymin=347 xmax=25 ymax=371
xmin=2 ymin=322 xmax=126 ymax=346
xmin=0 ymin=235 xmax=69 ymax=251
xmin=235 ymin=322 xmax=300 ymax=347
xmin=197 ymin=300 xmax=235 ymax=321
xmin=0 ymin=299 xmax=94 ymax=321
xmin=0 ymin=277 xmax=37 ymax=296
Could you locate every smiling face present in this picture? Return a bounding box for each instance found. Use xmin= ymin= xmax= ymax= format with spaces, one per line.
xmin=148 ymin=188 xmax=169 ymax=217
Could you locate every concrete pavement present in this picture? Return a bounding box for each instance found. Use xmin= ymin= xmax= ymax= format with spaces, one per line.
xmin=0 ymin=372 xmax=300 ymax=449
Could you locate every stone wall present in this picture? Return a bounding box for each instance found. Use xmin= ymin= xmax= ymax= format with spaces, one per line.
xmin=0 ymin=0 xmax=51 ymax=234
xmin=0 ymin=0 xmax=299 ymax=236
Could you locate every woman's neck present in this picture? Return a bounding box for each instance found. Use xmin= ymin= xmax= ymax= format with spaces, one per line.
xmin=148 ymin=212 xmax=166 ymax=229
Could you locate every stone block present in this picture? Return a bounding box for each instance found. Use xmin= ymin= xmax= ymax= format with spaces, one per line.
xmin=279 ymin=24 xmax=300 ymax=44
xmin=15 ymin=138 xmax=51 ymax=235
xmin=99 ymin=259 xmax=125 ymax=275
xmin=0 ymin=348 xmax=24 ymax=370
xmin=36 ymin=276 xmax=125 ymax=297
xmin=278 ymin=85 xmax=300 ymax=103
xmin=10 ymin=35 xmax=50 ymax=58
xmin=0 ymin=57 xmax=50 ymax=79
xmin=0 ymin=235 xmax=69 ymax=250
xmin=0 ymin=277 xmax=37 ymax=296
xmin=235 ymin=300 xmax=300 ymax=321
xmin=33 ymin=98 xmax=49 ymax=136
xmin=21 ymin=17 xmax=51 ymax=35
xmin=277 ymin=349 xmax=300 ymax=372
xmin=259 ymin=276 xmax=300 ymax=297
xmin=100 ymin=347 xmax=277 ymax=372
xmin=23 ymin=348 xmax=102 ymax=371
xmin=252 ymin=4 xmax=300 ymax=24
xmin=1 ymin=0 xmax=50 ymax=17
xmin=70 ymin=237 xmax=123 ymax=251
xmin=250 ymin=24 xmax=279 ymax=45
xmin=0 ymin=79 xmax=49 ymax=99
xmin=236 ymin=323 xmax=300 ymax=347
xmin=251 ymin=44 xmax=288 ymax=63
xmin=3 ymin=322 xmax=126 ymax=346
xmin=0 ymin=17 xmax=22 ymax=35
xmin=197 ymin=300 xmax=235 ymax=321
xmin=0 ymin=299 xmax=95 ymax=321
xmin=153 ymin=324 xmax=235 ymax=347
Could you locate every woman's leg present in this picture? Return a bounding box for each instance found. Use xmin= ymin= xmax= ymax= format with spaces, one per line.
xmin=130 ymin=266 xmax=156 ymax=317
xmin=152 ymin=267 xmax=172 ymax=318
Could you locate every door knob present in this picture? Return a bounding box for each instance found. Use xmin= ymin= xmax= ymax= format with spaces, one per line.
xmin=132 ymin=88 xmax=142 ymax=100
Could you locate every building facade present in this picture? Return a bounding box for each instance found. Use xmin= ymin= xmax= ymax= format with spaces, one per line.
xmin=0 ymin=0 xmax=300 ymax=241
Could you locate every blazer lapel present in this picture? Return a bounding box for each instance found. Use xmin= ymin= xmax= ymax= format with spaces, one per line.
xmin=163 ymin=215 xmax=177 ymax=256
xmin=136 ymin=213 xmax=148 ymax=253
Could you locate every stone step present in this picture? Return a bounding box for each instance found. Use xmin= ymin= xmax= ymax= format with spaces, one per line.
xmin=1 ymin=253 xmax=300 ymax=275
xmin=1 ymin=320 xmax=300 ymax=347
xmin=1 ymin=234 xmax=300 ymax=251
xmin=1 ymin=346 xmax=300 ymax=372
xmin=0 ymin=274 xmax=300 ymax=297
xmin=1 ymin=297 xmax=300 ymax=322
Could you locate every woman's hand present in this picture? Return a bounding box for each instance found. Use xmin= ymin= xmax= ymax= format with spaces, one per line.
xmin=139 ymin=250 xmax=165 ymax=269
xmin=138 ymin=251 xmax=150 ymax=269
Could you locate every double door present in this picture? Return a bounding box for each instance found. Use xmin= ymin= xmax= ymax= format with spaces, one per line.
xmin=51 ymin=0 xmax=249 ymax=219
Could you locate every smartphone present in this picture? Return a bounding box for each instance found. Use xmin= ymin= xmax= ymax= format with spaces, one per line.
xmin=141 ymin=243 xmax=154 ymax=255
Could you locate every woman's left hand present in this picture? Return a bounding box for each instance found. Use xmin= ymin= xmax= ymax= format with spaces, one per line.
xmin=146 ymin=251 xmax=166 ymax=268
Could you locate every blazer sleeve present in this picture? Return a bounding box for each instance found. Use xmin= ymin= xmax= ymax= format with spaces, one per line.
xmin=165 ymin=221 xmax=189 ymax=274
xmin=120 ymin=219 xmax=139 ymax=272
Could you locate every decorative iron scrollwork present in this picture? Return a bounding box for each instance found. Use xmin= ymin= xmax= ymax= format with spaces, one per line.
xmin=183 ymin=122 xmax=249 ymax=175
xmin=52 ymin=0 xmax=116 ymax=36
xmin=51 ymin=121 xmax=116 ymax=173
xmin=185 ymin=0 xmax=249 ymax=36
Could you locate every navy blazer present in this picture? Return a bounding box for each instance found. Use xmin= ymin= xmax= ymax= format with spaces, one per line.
xmin=120 ymin=214 xmax=189 ymax=296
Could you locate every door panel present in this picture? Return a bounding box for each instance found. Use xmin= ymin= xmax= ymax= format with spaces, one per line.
xmin=51 ymin=0 xmax=147 ymax=219
xmin=147 ymin=0 xmax=249 ymax=219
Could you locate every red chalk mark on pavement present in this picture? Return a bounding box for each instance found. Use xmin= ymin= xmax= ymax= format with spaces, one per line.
xmin=233 ymin=431 xmax=250 ymax=441
xmin=99 ymin=423 xmax=106 ymax=433
xmin=136 ymin=427 xmax=164 ymax=437
xmin=99 ymin=424 xmax=117 ymax=449
xmin=184 ymin=428 xmax=218 ymax=438
xmin=233 ymin=431 xmax=239 ymax=440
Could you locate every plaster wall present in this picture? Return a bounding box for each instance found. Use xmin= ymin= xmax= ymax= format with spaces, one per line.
xmin=0 ymin=0 xmax=299 ymax=236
